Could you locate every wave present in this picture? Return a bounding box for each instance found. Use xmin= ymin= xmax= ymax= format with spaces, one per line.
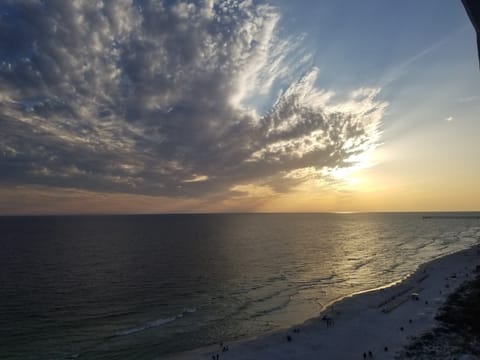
xmin=266 ymin=274 xmax=287 ymax=282
xmin=236 ymin=289 xmax=287 ymax=312
xmin=114 ymin=307 xmax=197 ymax=337
xmin=383 ymin=262 xmax=401 ymax=273
xmin=248 ymin=296 xmax=292 ymax=319
xmin=414 ymin=238 xmax=437 ymax=251
xmin=352 ymin=258 xmax=373 ymax=270
xmin=296 ymin=273 xmax=338 ymax=288
xmin=229 ymin=286 xmax=298 ymax=319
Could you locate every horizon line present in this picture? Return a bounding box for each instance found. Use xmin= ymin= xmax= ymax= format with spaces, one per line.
xmin=1 ymin=210 xmax=480 ymax=217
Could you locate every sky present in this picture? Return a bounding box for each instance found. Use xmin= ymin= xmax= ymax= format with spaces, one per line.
xmin=0 ymin=0 xmax=479 ymax=215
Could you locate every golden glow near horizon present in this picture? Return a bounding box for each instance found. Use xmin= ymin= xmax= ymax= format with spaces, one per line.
xmin=2 ymin=117 xmax=479 ymax=215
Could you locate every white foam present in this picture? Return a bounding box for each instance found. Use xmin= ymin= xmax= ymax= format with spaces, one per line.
xmin=115 ymin=307 xmax=197 ymax=337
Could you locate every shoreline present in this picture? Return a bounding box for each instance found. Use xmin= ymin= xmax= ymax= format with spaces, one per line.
xmin=167 ymin=244 xmax=480 ymax=359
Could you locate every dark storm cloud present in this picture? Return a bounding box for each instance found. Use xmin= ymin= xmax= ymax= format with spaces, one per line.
xmin=0 ymin=0 xmax=386 ymax=198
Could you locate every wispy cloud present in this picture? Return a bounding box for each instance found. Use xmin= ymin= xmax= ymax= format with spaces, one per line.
xmin=0 ymin=0 xmax=386 ymax=200
xmin=459 ymin=95 xmax=479 ymax=103
xmin=379 ymin=29 xmax=460 ymax=87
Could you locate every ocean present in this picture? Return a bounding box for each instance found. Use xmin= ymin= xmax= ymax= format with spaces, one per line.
xmin=1 ymin=213 xmax=479 ymax=359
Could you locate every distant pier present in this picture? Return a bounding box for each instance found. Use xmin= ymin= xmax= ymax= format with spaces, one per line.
xmin=423 ymin=215 xmax=480 ymax=220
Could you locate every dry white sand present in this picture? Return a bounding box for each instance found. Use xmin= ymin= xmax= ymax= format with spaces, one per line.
xmin=169 ymin=245 xmax=480 ymax=360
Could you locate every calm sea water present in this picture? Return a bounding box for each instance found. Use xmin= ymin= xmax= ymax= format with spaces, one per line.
xmin=1 ymin=213 xmax=479 ymax=359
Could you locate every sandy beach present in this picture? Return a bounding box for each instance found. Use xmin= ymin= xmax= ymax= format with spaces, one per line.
xmin=169 ymin=245 xmax=480 ymax=359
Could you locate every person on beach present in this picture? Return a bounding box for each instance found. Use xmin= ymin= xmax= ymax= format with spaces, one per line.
xmin=328 ymin=317 xmax=334 ymax=327
xmin=322 ymin=314 xmax=334 ymax=327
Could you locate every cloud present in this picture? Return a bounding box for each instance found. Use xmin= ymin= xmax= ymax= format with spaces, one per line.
xmin=459 ymin=95 xmax=478 ymax=103
xmin=379 ymin=31 xmax=455 ymax=87
xmin=0 ymin=0 xmax=387 ymax=200
xmin=445 ymin=116 xmax=454 ymax=122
